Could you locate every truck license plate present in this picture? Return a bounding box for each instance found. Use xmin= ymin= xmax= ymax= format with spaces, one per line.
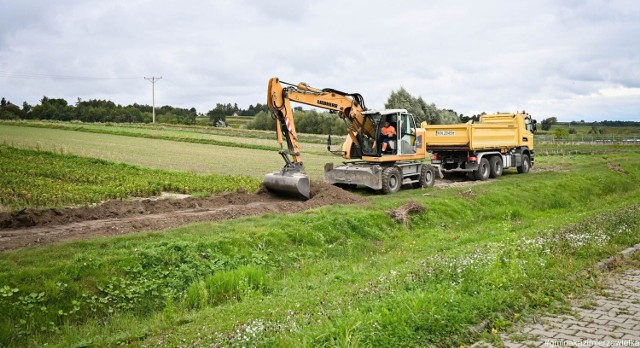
xmin=436 ymin=131 xmax=455 ymax=136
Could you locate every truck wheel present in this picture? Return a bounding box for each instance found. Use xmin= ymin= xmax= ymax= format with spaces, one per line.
xmin=474 ymin=158 xmax=490 ymax=181
xmin=517 ymin=154 xmax=530 ymax=174
xmin=489 ymin=156 xmax=503 ymax=178
xmin=382 ymin=167 xmax=402 ymax=194
xmin=418 ymin=164 xmax=435 ymax=188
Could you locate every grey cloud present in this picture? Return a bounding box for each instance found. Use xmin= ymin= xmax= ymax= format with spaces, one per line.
xmin=1 ymin=0 xmax=639 ymax=120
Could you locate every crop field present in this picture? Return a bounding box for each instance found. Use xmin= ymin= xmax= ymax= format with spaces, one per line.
xmin=224 ymin=116 xmax=254 ymax=128
xmin=0 ymin=120 xmax=333 ymax=144
xmin=1 ymin=121 xmax=640 ymax=347
xmin=0 ymin=120 xmax=334 ymax=153
xmin=0 ymin=124 xmax=336 ymax=179
xmin=0 ymin=145 xmax=261 ymax=211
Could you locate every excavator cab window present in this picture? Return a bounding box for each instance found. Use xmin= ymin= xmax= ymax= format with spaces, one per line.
xmin=359 ymin=114 xmax=380 ymax=157
xmin=384 ymin=115 xmax=398 ymax=155
xmin=358 ymin=112 xmax=398 ymax=157
xmin=399 ymin=113 xmax=417 ymax=155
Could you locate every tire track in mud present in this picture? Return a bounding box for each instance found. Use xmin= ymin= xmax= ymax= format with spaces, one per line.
xmin=0 ymin=182 xmax=366 ymax=251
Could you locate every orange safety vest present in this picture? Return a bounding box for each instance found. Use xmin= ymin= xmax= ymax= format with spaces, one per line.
xmin=382 ymin=125 xmax=396 ymax=136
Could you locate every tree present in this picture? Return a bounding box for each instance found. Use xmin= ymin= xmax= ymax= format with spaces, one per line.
xmin=0 ymin=99 xmax=22 ymax=120
xmin=22 ymin=102 xmax=32 ymax=119
xmin=246 ymin=110 xmax=275 ymax=130
xmin=30 ymin=97 xmax=73 ymax=120
xmin=206 ymin=103 xmax=229 ymax=126
xmin=540 ymin=117 xmax=558 ymax=131
xmin=385 ymin=87 xmax=459 ymax=125
xmin=460 ymin=114 xmax=480 ymax=123
xmin=243 ymin=103 xmax=269 ymax=116
xmin=553 ymin=128 xmax=569 ymax=137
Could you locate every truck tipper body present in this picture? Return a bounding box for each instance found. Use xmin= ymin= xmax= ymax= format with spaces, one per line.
xmin=424 ymin=112 xmax=537 ymax=180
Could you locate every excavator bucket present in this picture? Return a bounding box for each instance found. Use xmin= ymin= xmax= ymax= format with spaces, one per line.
xmin=263 ymin=171 xmax=310 ymax=200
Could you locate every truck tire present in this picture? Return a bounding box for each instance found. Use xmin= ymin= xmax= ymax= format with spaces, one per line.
xmin=517 ymin=154 xmax=530 ymax=174
xmin=474 ymin=158 xmax=490 ymax=181
xmin=382 ymin=166 xmax=402 ymax=194
xmin=489 ymin=156 xmax=503 ymax=178
xmin=418 ymin=164 xmax=435 ymax=188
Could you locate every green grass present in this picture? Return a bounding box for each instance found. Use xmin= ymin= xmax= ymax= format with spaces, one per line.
xmin=1 ymin=151 xmax=639 ymax=347
xmin=0 ymin=119 xmax=335 ymax=148
xmin=0 ymin=124 xmax=337 ymax=179
xmin=0 ymin=145 xmax=260 ymax=210
xmin=536 ymin=142 xmax=640 ymax=156
xmin=545 ymin=123 xmax=640 ymax=136
xmin=224 ymin=116 xmax=254 ymax=128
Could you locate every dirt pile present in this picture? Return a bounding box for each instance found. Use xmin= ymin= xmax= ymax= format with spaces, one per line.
xmin=0 ymin=181 xmax=366 ymax=251
xmin=388 ymin=200 xmax=426 ymax=226
xmin=0 ymin=192 xmax=271 ymax=229
xmin=607 ymin=163 xmax=628 ymax=174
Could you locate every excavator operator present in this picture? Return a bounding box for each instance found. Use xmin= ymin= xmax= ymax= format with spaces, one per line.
xmin=380 ymin=121 xmax=396 ymax=153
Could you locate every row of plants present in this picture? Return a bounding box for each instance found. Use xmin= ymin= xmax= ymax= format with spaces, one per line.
xmin=0 ymin=145 xmax=261 ymax=210
xmin=0 ymin=120 xmax=334 ymax=146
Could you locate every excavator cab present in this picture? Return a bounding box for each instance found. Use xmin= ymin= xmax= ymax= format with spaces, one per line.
xmin=358 ymin=110 xmax=416 ymax=157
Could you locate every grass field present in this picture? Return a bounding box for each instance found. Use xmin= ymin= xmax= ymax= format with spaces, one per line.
xmin=0 ymin=145 xmax=260 ymax=210
xmin=0 ymin=124 xmax=337 ymax=179
xmin=1 ymin=121 xmax=640 ymax=347
xmin=0 ymin=120 xmax=333 ymax=145
xmin=224 ymin=116 xmax=254 ymax=128
xmin=0 ymin=120 xmax=334 ymax=153
xmin=548 ymin=123 xmax=640 ymax=135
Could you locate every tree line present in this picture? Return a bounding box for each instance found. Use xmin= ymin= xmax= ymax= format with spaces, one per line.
xmin=244 ymin=87 xmax=469 ymax=134
xmin=8 ymin=85 xmax=583 ymax=135
xmin=0 ymin=97 xmax=269 ymax=125
xmin=246 ymin=109 xmax=350 ymax=135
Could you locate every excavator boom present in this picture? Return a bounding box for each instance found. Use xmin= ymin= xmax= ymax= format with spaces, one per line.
xmin=262 ymin=77 xmax=367 ymax=199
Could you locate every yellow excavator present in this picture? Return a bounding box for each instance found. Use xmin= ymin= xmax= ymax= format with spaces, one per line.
xmin=263 ymin=77 xmax=435 ymax=199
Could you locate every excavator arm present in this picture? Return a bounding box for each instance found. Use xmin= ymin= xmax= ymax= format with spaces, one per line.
xmin=266 ymin=77 xmax=373 ymax=165
xmin=263 ymin=77 xmax=374 ymax=199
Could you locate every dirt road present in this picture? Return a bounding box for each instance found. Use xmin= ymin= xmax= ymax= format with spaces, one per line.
xmin=0 ymin=182 xmax=366 ymax=251
xmin=1 ymin=169 xmax=547 ymax=252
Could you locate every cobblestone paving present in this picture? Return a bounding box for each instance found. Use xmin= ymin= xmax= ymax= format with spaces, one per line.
xmin=472 ymin=268 xmax=640 ymax=347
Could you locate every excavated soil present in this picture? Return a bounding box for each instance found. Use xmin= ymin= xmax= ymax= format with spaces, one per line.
xmin=0 ymin=181 xmax=367 ymax=251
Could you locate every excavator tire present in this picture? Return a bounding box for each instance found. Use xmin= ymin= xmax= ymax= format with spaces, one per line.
xmin=382 ymin=166 xmax=402 ymax=194
xmin=418 ymin=164 xmax=435 ymax=188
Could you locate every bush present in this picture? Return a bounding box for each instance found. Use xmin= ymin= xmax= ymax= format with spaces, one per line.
xmin=246 ymin=110 xmax=347 ymax=135
xmin=553 ymin=128 xmax=569 ymax=137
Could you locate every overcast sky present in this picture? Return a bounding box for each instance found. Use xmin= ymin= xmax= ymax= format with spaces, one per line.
xmin=1 ymin=0 xmax=639 ymax=121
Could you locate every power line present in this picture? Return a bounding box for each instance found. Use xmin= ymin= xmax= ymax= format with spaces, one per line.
xmin=0 ymin=71 xmax=143 ymax=80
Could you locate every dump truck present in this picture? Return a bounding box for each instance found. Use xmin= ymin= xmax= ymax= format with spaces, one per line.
xmin=424 ymin=112 xmax=537 ymax=180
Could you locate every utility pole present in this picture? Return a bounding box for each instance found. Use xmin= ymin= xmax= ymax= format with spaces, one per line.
xmin=144 ymin=76 xmax=162 ymax=123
